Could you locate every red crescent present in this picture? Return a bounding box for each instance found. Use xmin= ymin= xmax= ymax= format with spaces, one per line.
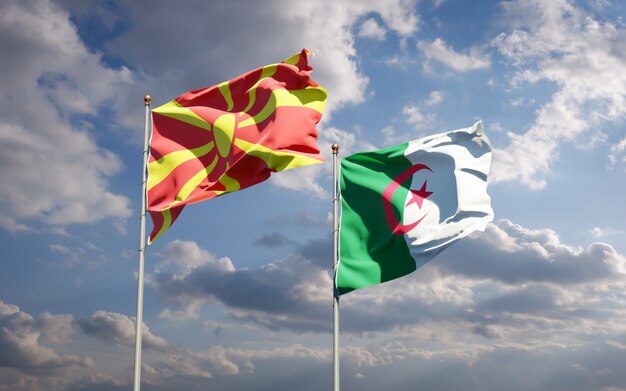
xmin=382 ymin=164 xmax=432 ymax=236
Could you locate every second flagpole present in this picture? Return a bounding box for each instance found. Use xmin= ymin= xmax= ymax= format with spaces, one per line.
xmin=332 ymin=143 xmax=340 ymax=391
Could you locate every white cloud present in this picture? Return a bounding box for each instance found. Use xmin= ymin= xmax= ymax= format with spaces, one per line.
xmin=78 ymin=310 xmax=169 ymax=352
xmin=49 ymin=243 xmax=91 ymax=267
xmin=403 ymin=105 xmax=427 ymax=124
xmin=154 ymin=239 xmax=236 ymax=273
xmin=384 ymin=55 xmax=416 ymax=68
xmin=0 ymin=0 xmax=132 ymax=231
xmin=76 ymin=308 xmax=327 ymax=388
xmin=37 ymin=312 xmax=74 ymax=345
xmin=358 ymin=18 xmax=387 ymax=41
xmin=159 ymin=302 xmax=203 ymax=321
xmin=417 ymin=38 xmax=490 ymax=72
xmin=509 ymin=96 xmax=535 ymax=107
xmin=491 ymin=0 xmax=626 ymax=188
xmin=609 ymin=136 xmax=626 ymax=168
xmin=426 ymin=90 xmax=445 ymax=106
xmin=384 ymin=93 xmax=443 ymax=144
xmin=438 ymin=219 xmax=626 ymax=285
xmin=488 ymin=122 xmax=504 ymax=132
xmin=139 ymin=344 xmax=329 ymax=387
xmin=149 ymin=239 xmax=333 ymax=332
xmin=269 ymin=164 xmax=328 ymax=199
xmin=23 ymin=218 xmax=622 ymax=390
xmin=108 ymin=0 xmax=419 ymax=116
xmin=589 ymin=226 xmax=624 ymax=239
xmin=0 ymin=301 xmax=92 ymax=375
xmin=577 ymin=129 xmax=608 ymax=150
xmin=403 ymin=104 xmax=435 ymax=129
xmin=381 ymin=125 xmax=396 ymax=141
xmin=145 ymin=217 xmax=626 ymax=342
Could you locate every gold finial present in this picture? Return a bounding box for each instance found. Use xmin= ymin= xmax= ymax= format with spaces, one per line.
xmin=144 ymin=95 xmax=152 ymax=105
xmin=331 ymin=144 xmax=339 ymax=154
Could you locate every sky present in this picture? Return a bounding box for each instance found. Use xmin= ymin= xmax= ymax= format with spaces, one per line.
xmin=1 ymin=0 xmax=626 ymax=390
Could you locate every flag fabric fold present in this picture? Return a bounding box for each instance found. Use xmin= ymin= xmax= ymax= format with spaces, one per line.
xmin=336 ymin=121 xmax=493 ymax=295
xmin=147 ymin=49 xmax=327 ymax=243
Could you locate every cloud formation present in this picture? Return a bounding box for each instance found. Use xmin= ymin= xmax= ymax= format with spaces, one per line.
xmin=491 ymin=0 xmax=626 ymax=188
xmin=78 ymin=310 xmax=169 ymax=352
xmin=149 ymin=239 xmax=331 ymax=330
xmin=1 ymin=191 xmax=616 ymax=390
xmin=123 ymin=216 xmax=626 ymax=390
xmin=104 ymin=0 xmax=418 ymax=113
xmin=0 ymin=0 xmax=132 ymax=232
xmin=358 ymin=18 xmax=387 ymax=41
xmin=147 ymin=217 xmax=626 ymax=344
xmin=438 ymin=219 xmax=626 ymax=285
xmin=417 ymin=38 xmax=490 ymax=72
xmin=0 ymin=301 xmax=92 ymax=390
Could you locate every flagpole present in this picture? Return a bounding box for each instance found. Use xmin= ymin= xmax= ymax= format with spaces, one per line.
xmin=332 ymin=143 xmax=340 ymax=391
xmin=133 ymin=95 xmax=151 ymax=391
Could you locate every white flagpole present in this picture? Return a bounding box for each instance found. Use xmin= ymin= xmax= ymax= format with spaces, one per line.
xmin=133 ymin=95 xmax=151 ymax=391
xmin=332 ymin=143 xmax=340 ymax=391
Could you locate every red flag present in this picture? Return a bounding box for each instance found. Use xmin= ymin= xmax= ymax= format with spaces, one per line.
xmin=147 ymin=49 xmax=327 ymax=243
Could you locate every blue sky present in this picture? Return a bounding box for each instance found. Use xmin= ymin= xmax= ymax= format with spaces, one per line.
xmin=1 ymin=0 xmax=626 ymax=390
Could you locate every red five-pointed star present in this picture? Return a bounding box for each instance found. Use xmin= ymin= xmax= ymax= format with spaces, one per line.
xmin=405 ymin=180 xmax=432 ymax=209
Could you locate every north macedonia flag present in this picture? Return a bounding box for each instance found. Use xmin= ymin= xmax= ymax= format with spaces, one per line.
xmin=147 ymin=49 xmax=327 ymax=243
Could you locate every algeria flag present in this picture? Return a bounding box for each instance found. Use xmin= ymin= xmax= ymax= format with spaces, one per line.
xmin=336 ymin=121 xmax=493 ymax=295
